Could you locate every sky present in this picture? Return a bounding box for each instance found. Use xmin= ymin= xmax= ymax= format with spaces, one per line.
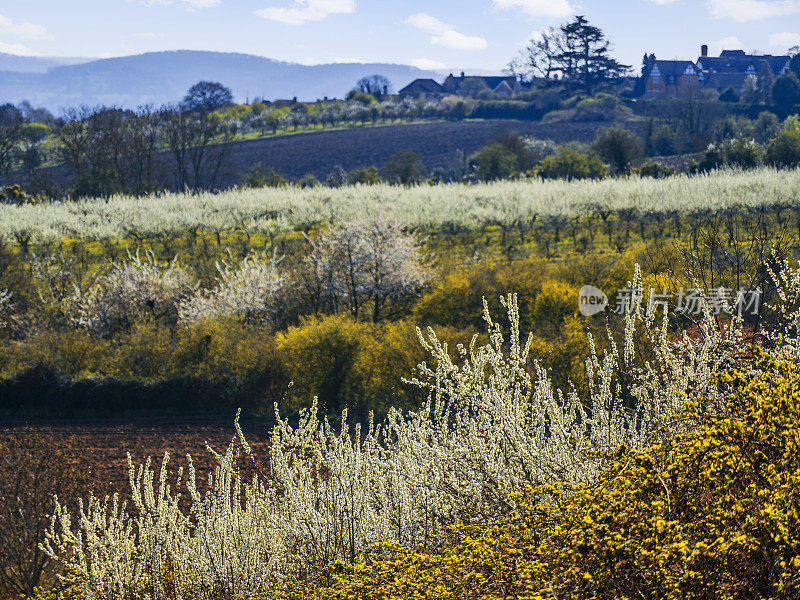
xmin=1 ymin=0 xmax=800 ymax=73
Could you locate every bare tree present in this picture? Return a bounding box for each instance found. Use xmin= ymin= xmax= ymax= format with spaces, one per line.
xmin=118 ymin=107 xmax=161 ymax=195
xmin=356 ymin=75 xmax=393 ymax=100
xmin=0 ymin=105 xmax=24 ymax=185
xmin=160 ymin=106 xmax=234 ymax=192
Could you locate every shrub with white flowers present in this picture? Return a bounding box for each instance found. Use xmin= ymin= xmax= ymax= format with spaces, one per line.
xmin=74 ymin=251 xmax=195 ymax=337
xmin=179 ymin=253 xmax=283 ymax=325
xmin=0 ymin=288 xmax=14 ymax=332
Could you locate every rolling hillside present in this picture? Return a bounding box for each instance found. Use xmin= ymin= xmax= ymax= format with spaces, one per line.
xmin=0 ymin=53 xmax=89 ymax=73
xmin=0 ymin=50 xmax=438 ymax=111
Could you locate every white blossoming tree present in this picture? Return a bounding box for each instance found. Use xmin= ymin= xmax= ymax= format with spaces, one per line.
xmin=179 ymin=253 xmax=283 ymax=325
xmin=74 ymin=251 xmax=195 ymax=337
xmin=303 ymin=215 xmax=428 ymax=321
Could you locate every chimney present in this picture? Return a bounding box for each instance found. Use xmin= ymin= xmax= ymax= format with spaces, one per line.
xmin=701 ymin=44 xmax=708 ymax=58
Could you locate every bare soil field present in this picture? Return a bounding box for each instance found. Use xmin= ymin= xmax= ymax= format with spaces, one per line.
xmin=221 ymin=119 xmax=646 ymax=184
xmin=31 ymin=119 xmax=646 ymax=191
xmin=0 ymin=422 xmax=271 ymax=498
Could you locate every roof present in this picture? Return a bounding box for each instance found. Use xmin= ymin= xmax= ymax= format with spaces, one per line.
xmin=481 ymin=76 xmax=516 ymax=89
xmin=398 ymin=79 xmax=446 ymax=95
xmin=652 ymin=60 xmax=698 ymax=76
xmin=444 ymin=74 xmax=517 ymax=92
xmin=704 ymin=72 xmax=750 ymax=90
xmin=760 ymin=55 xmax=791 ymax=74
xmin=720 ymin=50 xmax=747 ymax=58
xmin=697 ymin=52 xmax=789 ymax=76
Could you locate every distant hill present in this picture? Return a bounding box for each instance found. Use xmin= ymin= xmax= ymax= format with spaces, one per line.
xmin=0 ymin=50 xmax=439 ymax=112
xmin=0 ymin=53 xmax=90 ymax=74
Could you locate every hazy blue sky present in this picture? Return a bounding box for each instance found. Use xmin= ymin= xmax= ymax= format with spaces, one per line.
xmin=1 ymin=0 xmax=800 ymax=72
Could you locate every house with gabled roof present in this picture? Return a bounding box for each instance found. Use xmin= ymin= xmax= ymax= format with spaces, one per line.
xmin=640 ymin=45 xmax=791 ymax=100
xmin=397 ymin=79 xmax=447 ymax=99
xmin=442 ymin=72 xmax=525 ymax=97
xmin=399 ymin=72 xmax=529 ymax=100
xmin=697 ymin=48 xmax=790 ymax=78
xmin=643 ymin=60 xmax=701 ymax=98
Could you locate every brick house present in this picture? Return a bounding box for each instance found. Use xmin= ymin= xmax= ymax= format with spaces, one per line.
xmin=643 ymin=60 xmax=701 ymax=98
xmin=640 ymin=45 xmax=791 ymax=100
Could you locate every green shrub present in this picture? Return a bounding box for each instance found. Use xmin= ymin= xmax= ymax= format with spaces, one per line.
xmin=714 ymin=115 xmax=755 ymax=142
xmin=241 ymin=164 xmax=288 ymax=188
xmin=571 ymin=93 xmax=632 ymax=122
xmin=348 ymin=166 xmax=381 ymax=185
xmin=537 ymin=147 xmax=608 ymax=181
xmin=636 ymin=162 xmax=675 ymax=178
xmin=346 ymin=90 xmax=378 ymax=106
xmin=766 ymin=115 xmax=800 ymax=168
xmin=651 ymin=124 xmax=679 ymax=156
xmin=298 ymin=173 xmax=321 ymax=188
xmin=592 ymin=127 xmax=645 ymax=174
xmin=773 ymin=72 xmax=800 ymax=110
xmin=469 ymin=143 xmax=519 ymax=181
xmin=753 ymin=111 xmax=781 ymax=144
xmin=380 ymin=151 xmax=426 ymax=186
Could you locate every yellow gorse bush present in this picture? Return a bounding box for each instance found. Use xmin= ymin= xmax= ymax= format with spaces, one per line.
xmin=290 ymin=357 xmax=800 ymax=600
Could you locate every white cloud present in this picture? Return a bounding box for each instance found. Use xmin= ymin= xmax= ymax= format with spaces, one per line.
xmin=406 ymin=13 xmax=451 ymax=34
xmin=649 ymin=0 xmax=679 ymax=4
xmin=0 ymin=41 xmax=33 ymax=55
xmin=769 ymin=31 xmax=800 ymax=47
xmin=432 ymin=30 xmax=488 ymax=51
xmin=181 ymin=0 xmax=221 ymax=6
xmin=406 ymin=13 xmax=488 ymax=51
xmin=255 ymin=0 xmax=355 ymax=25
xmin=707 ymin=0 xmax=800 ymax=21
xmin=411 ymin=58 xmax=447 ymax=70
xmin=137 ymin=0 xmax=220 ymax=6
xmin=492 ymin=0 xmax=574 ymax=19
xmin=0 ymin=13 xmax=51 ymax=40
xmin=709 ymin=35 xmax=743 ymax=54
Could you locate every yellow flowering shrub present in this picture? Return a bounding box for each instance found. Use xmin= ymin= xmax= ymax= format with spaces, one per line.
xmin=285 ymin=357 xmax=800 ymax=600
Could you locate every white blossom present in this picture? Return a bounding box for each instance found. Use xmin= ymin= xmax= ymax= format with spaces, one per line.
xmin=305 ymin=215 xmax=428 ymax=320
xmin=75 ymin=251 xmax=195 ymax=337
xmin=0 ymin=288 xmax=14 ymax=332
xmin=179 ymin=253 xmax=283 ymax=324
